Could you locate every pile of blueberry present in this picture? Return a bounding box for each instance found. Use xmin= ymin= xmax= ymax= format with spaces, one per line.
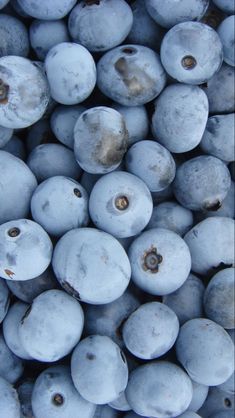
xmin=0 ymin=0 xmax=234 ymax=417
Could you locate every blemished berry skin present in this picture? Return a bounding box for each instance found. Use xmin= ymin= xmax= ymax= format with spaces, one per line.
xmin=188 ymin=381 xmax=209 ymax=412
xmin=30 ymin=19 xmax=69 ymax=61
xmin=0 ymin=376 xmax=21 ymax=418
xmin=109 ymin=391 xmax=131 ymax=412
xmin=84 ymin=289 xmax=140 ymax=348
xmin=147 ymin=201 xmax=193 ymax=236
xmin=0 ymin=151 xmax=37 ymax=224
xmin=3 ymin=302 xmax=32 ymax=360
xmin=74 ymin=107 xmax=128 ymax=174
xmin=0 ymin=124 xmax=13 ymax=148
xmin=126 ymin=140 xmax=176 ymax=192
xmin=173 ymin=156 xmax=231 ymax=211
xmin=18 ymin=0 xmax=76 ymax=19
xmin=0 ymin=279 xmax=10 ymax=324
xmin=201 ymin=180 xmax=235 ymax=219
xmin=128 ymin=228 xmax=191 ymax=296
xmin=45 ymin=42 xmax=96 ymax=105
xmin=160 ymin=22 xmax=223 ymax=85
xmin=52 ymin=228 xmax=131 ymax=305
xmin=204 ymin=268 xmax=235 ymax=329
xmin=176 ymin=318 xmax=235 ymax=386
xmin=123 ymin=301 xmax=179 ymax=360
xmin=31 ymin=176 xmax=89 ymax=237
xmin=0 ymin=56 xmax=50 ymax=129
xmin=18 ymin=379 xmax=34 ymax=418
xmin=27 ymin=143 xmax=82 ymax=183
xmin=32 ymin=365 xmax=96 ymax=418
xmin=200 ymin=113 xmax=235 ymax=162
xmin=202 ymin=63 xmax=235 ymax=114
xmin=19 ymin=289 xmax=84 ymax=362
xmin=0 ymin=14 xmax=29 ymax=58
xmin=50 ymin=105 xmax=86 ymax=149
xmin=111 ymin=103 xmax=149 ymax=147
xmin=184 ymin=217 xmax=235 ymax=276
xmin=89 ymin=171 xmax=153 ymax=238
xmin=0 ymin=333 xmax=24 ymax=384
xmin=0 ymin=219 xmax=53 ymax=281
xmin=94 ymin=405 xmax=120 ymax=418
xmin=152 ymin=84 xmax=209 ymax=153
xmin=217 ymin=15 xmax=235 ymax=67
xmin=198 ymin=386 xmax=234 ymax=416
xmin=126 ymin=361 xmax=193 ymax=418
xmin=163 ymin=274 xmax=205 ymax=325
xmin=97 ymin=44 xmax=167 ymax=106
xmin=71 ymin=335 xmax=128 ymax=405
xmin=213 ymin=0 xmax=235 ymax=14
xmin=127 ymin=0 xmax=164 ymax=51
xmin=68 ymin=0 xmax=133 ymax=52
xmin=2 ymin=135 xmax=26 ymax=161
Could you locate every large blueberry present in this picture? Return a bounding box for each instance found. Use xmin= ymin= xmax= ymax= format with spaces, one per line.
xmin=18 ymin=0 xmax=76 ymax=19
xmin=30 ymin=19 xmax=69 ymax=60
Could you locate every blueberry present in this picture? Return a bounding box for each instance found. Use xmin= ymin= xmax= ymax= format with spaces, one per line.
xmin=26 ymin=119 xmax=54 ymax=153
xmin=188 ymin=380 xmax=209 ymax=412
xmin=123 ymin=301 xmax=179 ymax=359
xmin=0 ymin=219 xmax=53 ymax=281
xmin=52 ymin=227 xmax=131 ymax=304
xmin=74 ymin=106 xmax=128 ymax=174
xmin=209 ymin=412 xmax=234 ymax=418
xmin=198 ymin=386 xmax=234 ymax=416
xmin=145 ymin=0 xmax=209 ymax=28
xmin=0 ymin=124 xmax=13 ymax=148
xmin=176 ymin=318 xmax=234 ymax=386
xmin=160 ymin=22 xmax=223 ymax=84
xmin=71 ymin=335 xmax=128 ymax=404
xmin=152 ymin=83 xmax=209 ymax=153
xmin=173 ymin=156 xmax=231 ymax=211
xmin=17 ymin=379 xmax=34 ymax=418
xmin=68 ymin=0 xmax=133 ymax=52
xmin=94 ymin=405 xmax=120 ymax=418
xmin=151 ymin=183 xmax=174 ymax=205
xmin=0 ymin=376 xmax=21 ymax=418
xmin=27 ymin=143 xmax=82 ymax=183
xmin=0 ymin=151 xmax=37 ymax=224
xmin=217 ymin=370 xmax=235 ymax=395
xmin=163 ymin=274 xmax=205 ymax=325
xmin=18 ymin=0 xmax=76 ymax=19
xmin=97 ymin=44 xmax=167 ymax=106
xmin=184 ymin=217 xmax=235 ymax=275
xmin=32 ymin=365 xmax=96 ymax=418
xmin=19 ymin=289 xmax=84 ymax=362
xmin=126 ymin=361 xmax=193 ymax=417
xmin=50 ymin=105 xmax=86 ymax=149
xmin=0 ymin=332 xmax=24 ymax=384
xmin=30 ymin=19 xmax=69 ymax=60
xmin=213 ymin=0 xmax=235 ymax=14
xmin=126 ymin=140 xmax=176 ymax=192
xmin=0 ymin=56 xmax=50 ymax=129
xmin=176 ymin=412 xmax=202 ymax=418
xmin=0 ymin=0 xmax=9 ymax=8
xmin=0 ymin=13 xmax=29 ymax=58
xmin=2 ymin=135 xmax=26 ymax=160
xmin=0 ymin=279 xmax=10 ymax=324
xmin=89 ymin=171 xmax=153 ymax=238
xmin=45 ymin=42 xmax=96 ymax=105
xmin=109 ymin=391 xmax=131 ymax=412
xmin=80 ymin=171 xmax=101 ymax=195
xmin=217 ymin=15 xmax=235 ymax=67
xmin=128 ymin=227 xmax=191 ymax=295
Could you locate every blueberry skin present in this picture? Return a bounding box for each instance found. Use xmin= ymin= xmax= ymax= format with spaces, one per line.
xmin=32 ymin=365 xmax=96 ymax=418
xmin=202 ymin=63 xmax=235 ymax=114
xmin=152 ymin=83 xmax=209 ymax=153
xmin=45 ymin=42 xmax=96 ymax=105
xmin=0 ymin=0 xmax=9 ymax=8
xmin=50 ymin=105 xmax=86 ymax=149
xmin=0 ymin=151 xmax=37 ymax=224
xmin=213 ymin=0 xmax=235 ymax=14
xmin=31 ymin=176 xmax=89 ymax=237
xmin=0 ymin=13 xmax=29 ymax=58
xmin=68 ymin=0 xmax=133 ymax=52
xmin=2 ymin=135 xmax=26 ymax=160
xmin=126 ymin=361 xmax=193 ymax=418
xmin=0 ymin=376 xmax=21 ymax=418
xmin=217 ymin=16 xmax=235 ymax=67
xmin=0 ymin=56 xmax=50 ymax=129
xmin=0 ymin=333 xmax=24 ymax=384
xmin=0 ymin=279 xmax=10 ymax=324
xmin=177 ymin=413 xmax=201 ymax=418
xmin=30 ymin=19 xmax=69 ymax=60
xmin=52 ymin=227 xmax=131 ymax=304
xmin=3 ymin=302 xmax=33 ymax=360
xmin=209 ymin=412 xmax=234 ymax=418
xmin=27 ymin=143 xmax=82 ymax=183
xmin=19 ymin=289 xmax=84 ymax=362
xmin=97 ymin=44 xmax=167 ymax=106
xmin=160 ymin=22 xmax=223 ymax=85
xmin=84 ymin=289 xmax=140 ymax=348
xmin=217 ymin=370 xmax=235 ymax=395
xmin=0 ymin=219 xmax=53 ymax=281
xmin=163 ymin=274 xmax=205 ymax=325
xmin=126 ymin=140 xmax=176 ymax=192
xmin=80 ymin=171 xmax=101 ymax=195
xmin=18 ymin=379 xmax=34 ymax=418
xmin=204 ymin=267 xmax=235 ymax=329
xmin=74 ymin=107 xmax=128 ymax=174
xmin=128 ymin=228 xmax=191 ymax=296
xmin=94 ymin=405 xmax=120 ymax=418
xmin=111 ymin=103 xmax=149 ymax=147
xmin=89 ymin=171 xmax=153 ymax=238
xmin=109 ymin=391 xmax=131 ymax=412
xmin=173 ymin=156 xmax=231 ymax=211
xmin=18 ymin=0 xmax=76 ymax=19
xmin=26 ymin=119 xmax=53 ymax=153
xmin=200 ymin=180 xmax=234 ymax=221
xmin=188 ymin=380 xmax=209 ymax=412
xmin=123 ymin=301 xmax=179 ymax=360
xmin=0 ymin=124 xmax=13 ymax=148
xmin=176 ymin=318 xmax=234 ymax=386
xmin=184 ymin=217 xmax=235 ymax=275
xmin=198 ymin=386 xmax=234 ymax=416
xmin=71 ymin=335 xmax=128 ymax=404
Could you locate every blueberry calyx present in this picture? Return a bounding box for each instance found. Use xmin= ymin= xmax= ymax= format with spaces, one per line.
xmin=142 ymin=247 xmax=163 ymax=273
xmin=0 ymin=79 xmax=9 ymax=103
xmin=115 ymin=195 xmax=129 ymax=211
xmin=52 ymin=393 xmax=64 ymax=407
xmin=204 ymin=200 xmax=222 ymax=211
xmin=74 ymin=188 xmax=82 ymax=198
xmin=8 ymin=227 xmax=21 ymax=237
xmin=181 ymin=55 xmax=197 ymax=70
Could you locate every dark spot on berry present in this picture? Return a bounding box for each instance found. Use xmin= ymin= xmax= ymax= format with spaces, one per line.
xmin=52 ymin=393 xmax=64 ymax=406
xmin=8 ymin=227 xmax=20 ymax=237
xmin=74 ymin=188 xmax=82 ymax=198
xmin=86 ymin=352 xmax=96 ymax=360
xmin=224 ymin=398 xmax=232 ymax=408
xmin=181 ymin=55 xmax=197 ymax=70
